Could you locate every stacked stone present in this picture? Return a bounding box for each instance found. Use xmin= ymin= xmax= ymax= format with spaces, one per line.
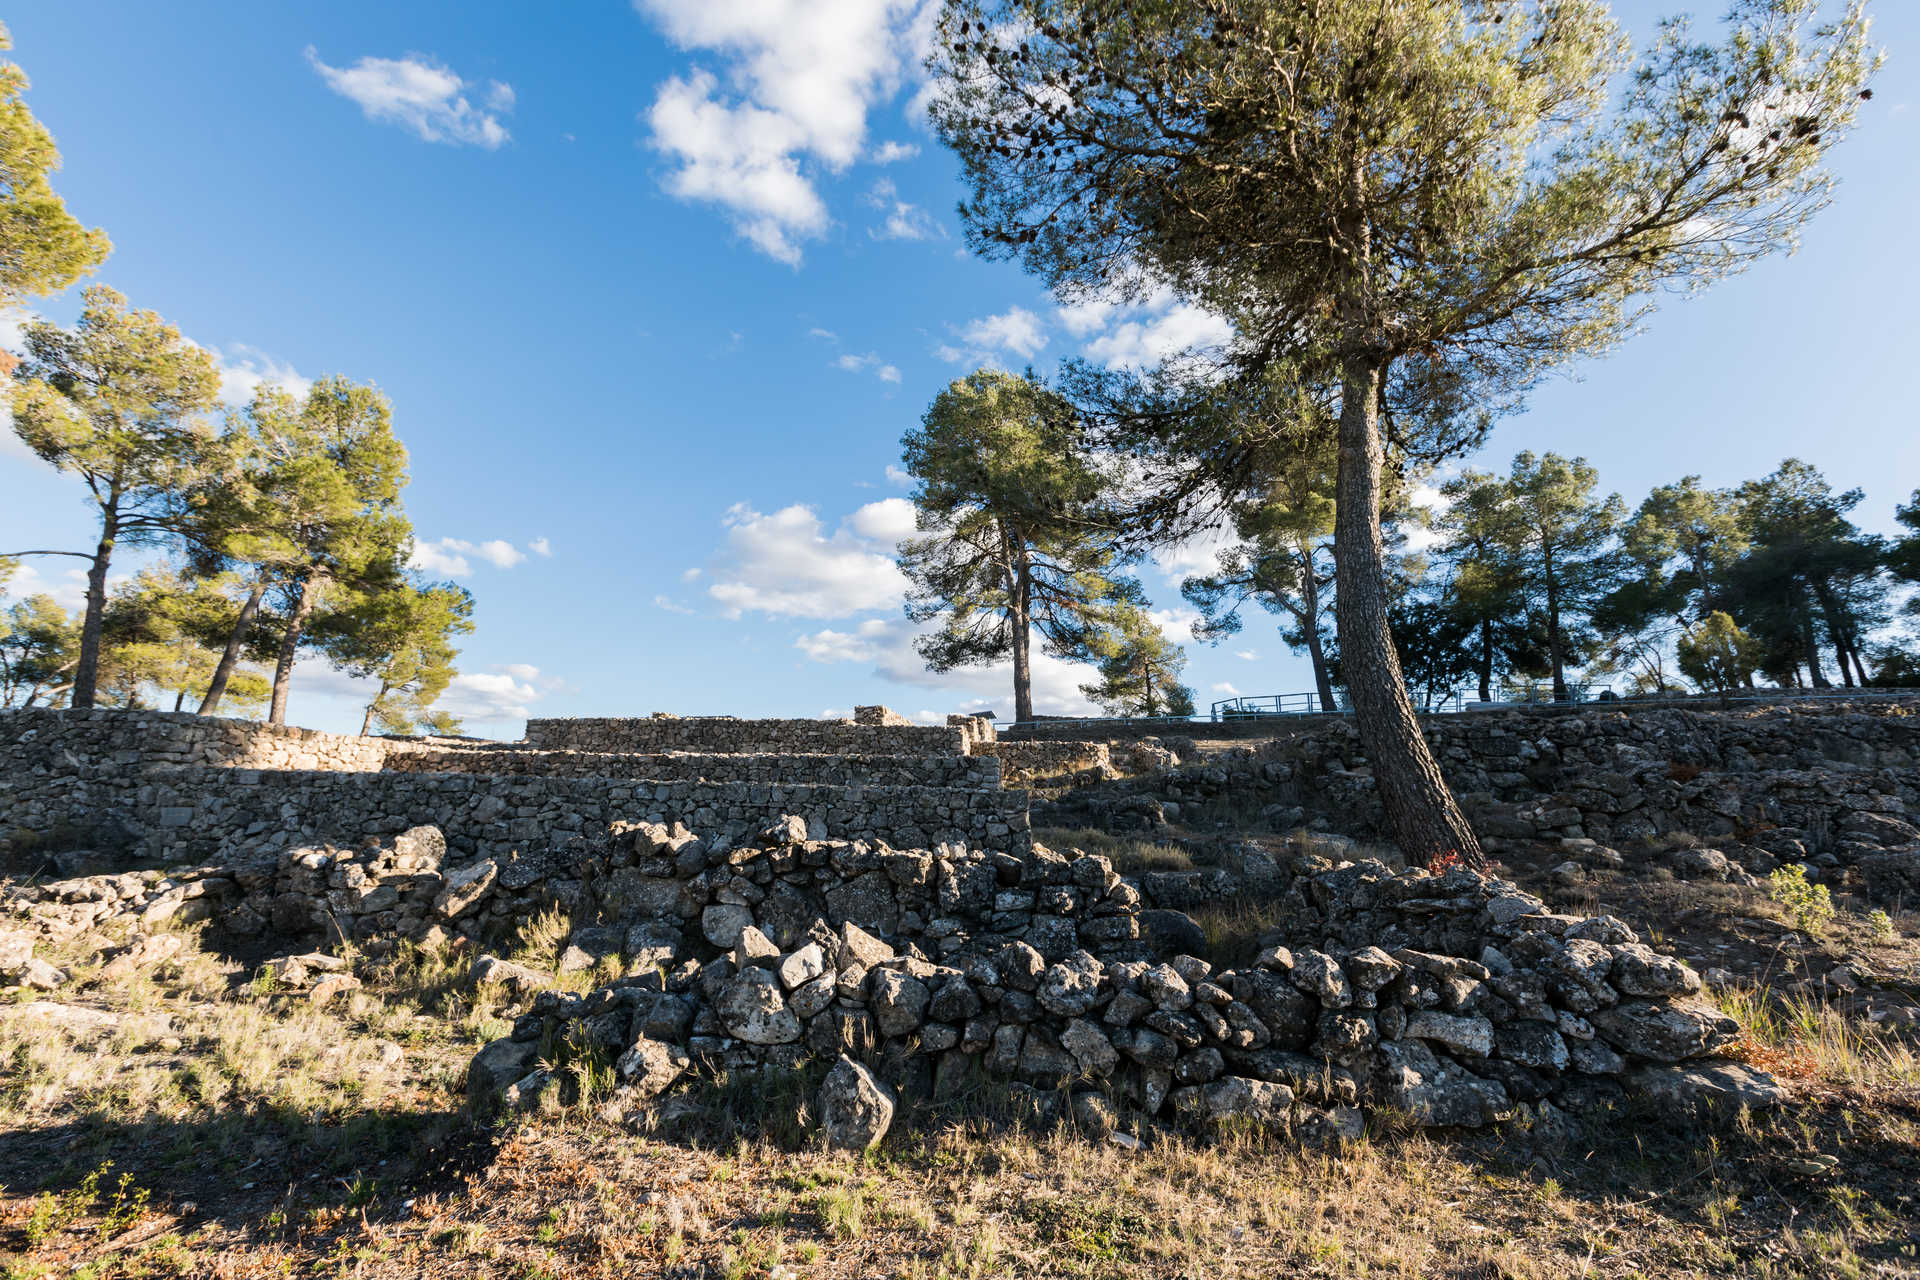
xmin=382 ymin=747 xmax=1002 ymax=789
xmin=1035 ymin=700 xmax=1920 ymax=900
xmin=469 ymin=824 xmax=1760 ymax=1137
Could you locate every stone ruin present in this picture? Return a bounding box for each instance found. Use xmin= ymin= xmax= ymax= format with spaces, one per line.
xmin=0 ymin=704 xmax=1783 ymax=1149
xmin=1034 ymin=698 xmax=1920 ymax=907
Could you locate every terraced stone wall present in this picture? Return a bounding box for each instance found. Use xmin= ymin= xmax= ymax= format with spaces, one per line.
xmin=525 ymin=716 xmax=970 ymax=757
xmin=383 ymin=747 xmax=1003 ymax=789
xmin=135 ymin=769 xmax=1029 ymax=864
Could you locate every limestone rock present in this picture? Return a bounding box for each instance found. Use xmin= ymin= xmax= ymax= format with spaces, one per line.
xmin=468 ymin=1036 xmax=541 ymax=1104
xmin=778 ymin=943 xmax=828 ymax=990
xmin=1610 ymin=944 xmax=1702 ymax=998
xmin=616 ymin=1036 xmax=690 ymax=1100
xmin=702 ymin=904 xmax=754 ymax=950
xmin=870 ymin=968 xmax=930 ymax=1037
xmin=818 ymin=1054 xmax=896 ymax=1151
xmin=1037 ymin=951 xmax=1105 ymax=1017
xmin=1590 ymin=1000 xmax=1738 ymax=1063
xmin=435 ymin=859 xmax=496 ymax=919
xmin=715 ymin=968 xmax=803 ymax=1045
xmin=1060 ymin=1018 xmax=1120 ymax=1077
xmin=1628 ymin=1059 xmax=1789 ymax=1114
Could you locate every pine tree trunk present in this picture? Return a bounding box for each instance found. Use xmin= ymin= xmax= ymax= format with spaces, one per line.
xmin=198 ymin=575 xmax=269 ymax=715
xmin=360 ymin=682 xmax=390 ymax=736
xmin=70 ymin=510 xmax=118 ymax=710
xmin=1332 ymin=351 xmax=1484 ymax=869
xmin=1478 ymin=620 xmax=1494 ymax=702
xmin=1010 ymin=555 xmax=1034 ymax=725
xmin=1544 ymin=550 xmax=1567 ymax=702
xmin=1800 ymin=611 xmax=1829 ymax=689
xmin=1300 ymin=560 xmax=1336 ymax=712
xmin=268 ymin=573 xmax=321 ymax=726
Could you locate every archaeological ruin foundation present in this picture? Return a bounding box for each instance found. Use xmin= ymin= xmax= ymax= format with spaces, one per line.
xmin=9 ymin=698 xmax=1904 ymax=1146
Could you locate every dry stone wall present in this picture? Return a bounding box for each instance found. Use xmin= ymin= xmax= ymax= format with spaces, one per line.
xmin=383 ymin=747 xmax=1002 ymax=789
xmin=982 ymin=740 xmax=1117 ymax=786
xmin=2 ymin=707 xmax=1027 ymax=865
xmin=1037 ymin=700 xmax=1920 ymax=904
xmin=453 ymin=819 xmax=1768 ymax=1136
xmin=525 ymin=716 xmax=970 ymax=757
xmin=135 ymin=769 xmax=1026 ymax=865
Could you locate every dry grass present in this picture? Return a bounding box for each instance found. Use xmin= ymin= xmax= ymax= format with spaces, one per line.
xmin=4 ymin=891 xmax=1919 ymax=1277
xmin=1033 ymin=828 xmax=1194 ymax=874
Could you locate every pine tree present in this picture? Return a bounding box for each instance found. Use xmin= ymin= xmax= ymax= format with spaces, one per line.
xmin=898 ymin=370 xmax=1142 ymax=722
xmin=1080 ymin=610 xmax=1195 ymax=718
xmin=931 ymin=0 xmax=1876 ymax=865
xmin=5 ymin=288 xmax=222 ymax=707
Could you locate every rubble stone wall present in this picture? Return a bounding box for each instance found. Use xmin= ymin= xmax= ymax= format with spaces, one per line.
xmin=383 ymin=747 xmax=1002 ymax=789
xmin=980 ymin=741 xmax=1116 ymax=785
xmin=114 ymin=769 xmax=1030 ymax=864
xmin=1036 ymin=700 xmax=1920 ymax=902
xmin=525 ymin=717 xmax=970 ymax=757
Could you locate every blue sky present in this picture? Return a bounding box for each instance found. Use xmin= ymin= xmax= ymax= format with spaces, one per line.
xmin=1 ymin=2 xmax=1915 ymax=737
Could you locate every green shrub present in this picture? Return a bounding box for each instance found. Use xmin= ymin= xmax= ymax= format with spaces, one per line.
xmin=1766 ymin=865 xmax=1835 ymax=935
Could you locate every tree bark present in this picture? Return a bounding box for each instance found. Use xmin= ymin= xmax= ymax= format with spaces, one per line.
xmin=70 ymin=507 xmax=119 ymax=710
xmin=1332 ymin=351 xmax=1485 ymax=869
xmin=1800 ymin=610 xmax=1829 ymax=689
xmin=1477 ymin=619 xmax=1494 ymax=702
xmin=268 ymin=572 xmax=321 ymax=726
xmin=1543 ymin=546 xmax=1567 ymax=702
xmin=1010 ymin=548 xmax=1034 ymax=725
xmin=360 ymin=680 xmax=392 ymax=736
xmin=198 ymin=575 xmax=269 ymax=716
xmin=1299 ymin=554 xmax=1336 ymax=712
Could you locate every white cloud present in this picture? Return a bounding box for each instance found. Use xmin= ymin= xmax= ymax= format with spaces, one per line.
xmin=529 ymin=537 xmax=553 ymax=557
xmin=0 ymin=560 xmax=89 ymax=611
xmin=637 ymin=0 xmax=932 ymax=265
xmin=794 ymin=613 xmax=1102 ymax=717
xmin=1235 ymin=649 xmax=1259 ymax=662
xmin=409 ymin=537 xmax=537 ymax=578
xmin=408 ymin=542 xmax=473 ymax=578
xmin=654 ymin=594 xmax=696 ymax=615
xmin=1080 ymin=291 xmax=1233 ymax=371
xmin=834 ymin=351 xmax=902 ymax=383
xmin=871 ymin=140 xmax=919 ymax=163
xmin=1149 ymin=522 xmax=1235 ymax=584
xmin=1211 ymin=682 xmax=1240 ymax=696
xmin=865 ymin=178 xmax=941 ymax=241
xmin=204 ymin=343 xmax=312 ymax=406
xmin=439 ymin=668 xmax=542 ymax=720
xmin=954 ymin=306 xmax=1048 ymax=360
xmin=884 ymin=464 xmax=912 ymax=489
xmin=807 ymin=327 xmax=838 ymax=342
xmin=307 ymin=48 xmax=513 ymax=148
xmin=706 ymin=499 xmax=911 ymax=618
xmin=845 ymin=496 xmax=916 ymax=542
xmin=681 ymin=567 xmax=702 ymax=582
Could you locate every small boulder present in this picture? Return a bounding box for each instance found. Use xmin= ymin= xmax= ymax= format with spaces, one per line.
xmin=778 ymin=943 xmax=828 ymax=990
xmin=616 ymin=1036 xmax=690 ymax=1100
xmin=818 ymin=1054 xmax=896 ymax=1151
xmin=870 ymin=968 xmax=931 ymax=1038
xmin=1628 ymin=1059 xmax=1790 ymax=1114
xmin=1037 ymin=951 xmax=1105 ymax=1017
xmin=702 ymin=904 xmax=755 ymax=950
xmin=1590 ymin=1000 xmax=1738 ymax=1063
xmin=467 ymin=1036 xmax=541 ymax=1105
xmin=715 ymin=967 xmax=803 ymax=1045
xmin=435 ymin=859 xmax=497 ymax=919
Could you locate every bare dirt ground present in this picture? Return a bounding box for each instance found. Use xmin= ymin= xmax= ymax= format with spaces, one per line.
xmin=4 ymin=834 xmax=1919 ymax=1279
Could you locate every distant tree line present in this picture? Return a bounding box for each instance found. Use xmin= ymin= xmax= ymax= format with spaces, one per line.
xmin=897 ymin=364 xmax=1919 ymax=727
xmin=0 ymin=26 xmax=470 ymax=733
